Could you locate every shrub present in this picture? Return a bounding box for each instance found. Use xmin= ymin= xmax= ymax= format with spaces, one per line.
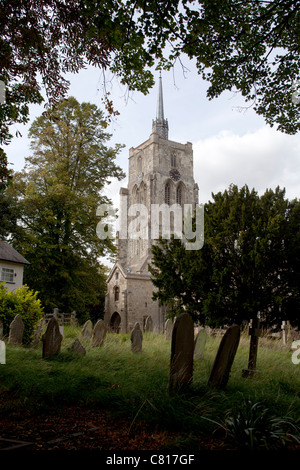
xmin=0 ymin=282 xmax=43 ymax=344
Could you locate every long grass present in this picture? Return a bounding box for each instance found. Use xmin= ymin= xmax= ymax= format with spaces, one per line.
xmin=0 ymin=326 xmax=299 ymax=446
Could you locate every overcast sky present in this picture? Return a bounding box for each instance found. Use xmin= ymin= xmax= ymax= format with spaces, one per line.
xmin=5 ymin=58 xmax=300 ymax=211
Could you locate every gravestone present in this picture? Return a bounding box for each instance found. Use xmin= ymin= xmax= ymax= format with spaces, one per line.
xmin=130 ymin=322 xmax=143 ymax=353
xmin=208 ymin=324 xmax=240 ymax=389
xmin=194 ymin=327 xmax=207 ymax=359
xmin=81 ymin=319 xmax=93 ymax=340
xmin=8 ymin=314 xmax=24 ymax=346
xmin=92 ymin=319 xmax=107 ymax=347
xmin=32 ymin=320 xmax=44 ymax=345
xmin=144 ymin=316 xmax=153 ymax=332
xmin=68 ymin=338 xmax=86 ymax=356
xmin=165 ymin=318 xmax=173 ymax=341
xmin=169 ymin=313 xmax=194 ymax=393
xmin=242 ymin=318 xmax=262 ymax=378
xmin=281 ymin=321 xmax=288 ymax=345
xmin=42 ymin=317 xmax=63 ymax=358
xmin=0 ymin=340 xmax=5 ymax=364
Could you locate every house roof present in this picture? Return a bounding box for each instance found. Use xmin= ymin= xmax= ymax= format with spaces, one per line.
xmin=0 ymin=241 xmax=30 ymax=265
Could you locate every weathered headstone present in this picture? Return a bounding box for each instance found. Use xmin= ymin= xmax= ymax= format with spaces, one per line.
xmin=92 ymin=319 xmax=107 ymax=347
xmin=8 ymin=314 xmax=24 ymax=346
xmin=169 ymin=313 xmax=194 ymax=393
xmin=281 ymin=321 xmax=288 ymax=345
xmin=42 ymin=317 xmax=63 ymax=358
xmin=130 ymin=322 xmax=143 ymax=353
xmin=242 ymin=318 xmax=262 ymax=378
xmin=208 ymin=324 xmax=240 ymax=389
xmin=81 ymin=319 xmax=93 ymax=340
xmin=165 ymin=318 xmax=173 ymax=341
xmin=32 ymin=320 xmax=44 ymax=345
xmin=68 ymin=338 xmax=86 ymax=356
xmin=0 ymin=340 xmax=5 ymax=364
xmin=144 ymin=316 xmax=153 ymax=332
xmin=194 ymin=327 xmax=207 ymax=359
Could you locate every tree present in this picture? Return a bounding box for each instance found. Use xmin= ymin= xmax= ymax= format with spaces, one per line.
xmin=150 ymin=185 xmax=300 ymax=327
xmin=6 ymin=97 xmax=125 ymax=318
xmin=0 ymin=1 xmax=298 ymax=172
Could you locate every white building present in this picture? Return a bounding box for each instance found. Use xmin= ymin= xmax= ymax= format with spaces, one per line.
xmin=0 ymin=241 xmax=30 ymax=292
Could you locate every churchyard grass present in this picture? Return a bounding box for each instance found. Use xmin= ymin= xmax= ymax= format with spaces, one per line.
xmin=0 ymin=326 xmax=299 ymax=448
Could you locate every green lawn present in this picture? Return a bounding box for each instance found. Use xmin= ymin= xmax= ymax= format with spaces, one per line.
xmin=0 ymin=326 xmax=299 ymax=449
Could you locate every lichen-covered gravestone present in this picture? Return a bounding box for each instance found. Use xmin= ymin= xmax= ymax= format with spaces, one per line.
xmin=8 ymin=314 xmax=24 ymax=346
xmin=130 ymin=322 xmax=143 ymax=353
xmin=208 ymin=324 xmax=240 ymax=389
xmin=169 ymin=313 xmax=194 ymax=393
xmin=42 ymin=317 xmax=63 ymax=358
xmin=194 ymin=327 xmax=207 ymax=359
xmin=165 ymin=318 xmax=173 ymax=341
xmin=68 ymin=338 xmax=86 ymax=356
xmin=81 ymin=319 xmax=93 ymax=340
xmin=92 ymin=319 xmax=107 ymax=347
xmin=144 ymin=316 xmax=153 ymax=332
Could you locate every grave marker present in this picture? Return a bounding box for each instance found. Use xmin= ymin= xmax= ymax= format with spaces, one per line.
xmin=68 ymin=338 xmax=86 ymax=356
xmin=144 ymin=316 xmax=153 ymax=332
xmin=194 ymin=327 xmax=207 ymax=359
xmin=165 ymin=318 xmax=173 ymax=341
xmin=281 ymin=321 xmax=288 ymax=345
xmin=169 ymin=313 xmax=194 ymax=393
xmin=242 ymin=318 xmax=262 ymax=378
xmin=8 ymin=314 xmax=24 ymax=346
xmin=208 ymin=324 xmax=240 ymax=389
xmin=131 ymin=322 xmax=143 ymax=353
xmin=81 ymin=319 xmax=93 ymax=340
xmin=92 ymin=319 xmax=107 ymax=347
xmin=42 ymin=317 xmax=63 ymax=358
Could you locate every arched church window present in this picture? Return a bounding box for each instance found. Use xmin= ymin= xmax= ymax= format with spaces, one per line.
xmin=165 ymin=183 xmax=170 ymax=205
xmin=171 ymin=153 xmax=176 ymax=167
xmin=114 ymin=286 xmax=119 ymax=302
xmin=176 ymin=185 xmax=182 ymax=205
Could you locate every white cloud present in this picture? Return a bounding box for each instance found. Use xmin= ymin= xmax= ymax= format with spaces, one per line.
xmin=194 ymin=126 xmax=300 ymax=204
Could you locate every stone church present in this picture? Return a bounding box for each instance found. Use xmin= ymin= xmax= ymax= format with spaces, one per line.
xmin=104 ymin=74 xmax=199 ymax=333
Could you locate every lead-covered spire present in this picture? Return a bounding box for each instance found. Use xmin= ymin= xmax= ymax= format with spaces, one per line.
xmin=152 ymin=72 xmax=169 ymax=139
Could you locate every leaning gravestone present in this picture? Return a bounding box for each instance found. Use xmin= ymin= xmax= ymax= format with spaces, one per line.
xmin=144 ymin=316 xmax=153 ymax=332
xmin=68 ymin=338 xmax=86 ymax=356
xmin=81 ymin=319 xmax=93 ymax=340
xmin=169 ymin=313 xmax=194 ymax=393
xmin=42 ymin=317 xmax=63 ymax=359
xmin=131 ymin=322 xmax=143 ymax=353
xmin=92 ymin=319 xmax=107 ymax=347
xmin=194 ymin=327 xmax=207 ymax=359
xmin=8 ymin=314 xmax=24 ymax=346
xmin=165 ymin=318 xmax=173 ymax=341
xmin=208 ymin=324 xmax=240 ymax=389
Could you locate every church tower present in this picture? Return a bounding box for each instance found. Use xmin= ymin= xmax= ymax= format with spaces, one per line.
xmin=104 ymin=74 xmax=199 ymax=333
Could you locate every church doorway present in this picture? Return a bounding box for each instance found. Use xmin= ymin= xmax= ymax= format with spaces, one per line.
xmin=110 ymin=312 xmax=121 ymax=333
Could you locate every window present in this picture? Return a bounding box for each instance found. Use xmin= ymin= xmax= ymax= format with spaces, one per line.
xmin=176 ymin=186 xmax=182 ymax=205
xmin=165 ymin=183 xmax=170 ymax=205
xmin=115 ymin=271 xmax=119 ymax=280
xmin=1 ymin=267 xmax=14 ymax=283
xmin=114 ymin=286 xmax=120 ymax=301
xmin=171 ymin=153 xmax=176 ymax=167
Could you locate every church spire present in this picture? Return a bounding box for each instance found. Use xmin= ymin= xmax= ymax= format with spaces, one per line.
xmin=152 ymin=72 xmax=169 ymax=139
